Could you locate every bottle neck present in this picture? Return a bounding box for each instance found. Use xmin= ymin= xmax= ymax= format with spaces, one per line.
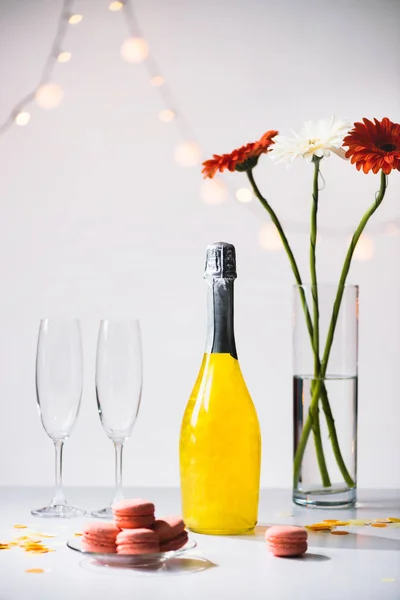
xmin=205 ymin=278 xmax=237 ymax=359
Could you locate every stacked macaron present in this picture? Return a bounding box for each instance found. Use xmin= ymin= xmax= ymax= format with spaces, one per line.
xmin=113 ymin=499 xmax=156 ymax=530
xmin=82 ymin=498 xmax=188 ymax=556
xmin=153 ymin=516 xmax=188 ymax=552
xmin=265 ymin=525 xmax=308 ymax=557
xmin=82 ymin=522 xmax=120 ymax=554
xmin=116 ymin=528 xmax=159 ymax=555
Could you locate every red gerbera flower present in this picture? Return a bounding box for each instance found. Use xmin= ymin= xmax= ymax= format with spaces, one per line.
xmin=343 ymin=117 xmax=400 ymax=175
xmin=202 ymin=130 xmax=278 ymax=178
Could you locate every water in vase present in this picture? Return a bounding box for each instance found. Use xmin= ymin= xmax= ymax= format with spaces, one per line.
xmin=293 ymin=375 xmax=357 ymax=507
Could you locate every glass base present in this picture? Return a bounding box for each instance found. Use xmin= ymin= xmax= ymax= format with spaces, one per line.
xmin=187 ymin=526 xmax=255 ymax=536
xmin=293 ymin=486 xmax=356 ymax=508
xmin=91 ymin=506 xmax=113 ymax=519
xmin=80 ymin=555 xmax=211 ymax=577
xmin=31 ymin=504 xmax=87 ymax=518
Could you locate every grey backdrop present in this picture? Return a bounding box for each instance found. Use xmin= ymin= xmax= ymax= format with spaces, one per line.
xmin=0 ymin=0 xmax=399 ymax=489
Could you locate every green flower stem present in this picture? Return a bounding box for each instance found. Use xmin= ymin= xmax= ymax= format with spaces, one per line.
xmin=247 ymin=170 xmax=314 ymax=345
xmin=321 ymin=170 xmax=387 ymax=374
xmin=294 ymin=378 xmax=354 ymax=488
xmin=309 ymin=381 xmax=330 ymax=485
xmin=293 ymin=170 xmax=388 ymax=488
xmin=309 ymin=157 xmax=331 ymax=488
xmin=247 ymin=169 xmax=330 ymax=485
xmin=310 ymin=158 xmax=321 ymax=366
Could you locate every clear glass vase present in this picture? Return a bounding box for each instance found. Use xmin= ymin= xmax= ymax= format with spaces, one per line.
xmin=293 ymin=284 xmax=358 ymax=508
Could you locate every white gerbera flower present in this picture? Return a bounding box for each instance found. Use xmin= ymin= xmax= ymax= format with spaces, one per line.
xmin=269 ymin=116 xmax=351 ymax=164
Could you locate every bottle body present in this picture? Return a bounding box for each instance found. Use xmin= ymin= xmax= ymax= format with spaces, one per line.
xmin=180 ymin=352 xmax=261 ymax=534
xmin=179 ymin=242 xmax=261 ymax=535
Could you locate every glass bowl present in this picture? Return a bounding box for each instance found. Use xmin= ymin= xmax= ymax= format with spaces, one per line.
xmin=67 ymin=537 xmax=197 ymax=568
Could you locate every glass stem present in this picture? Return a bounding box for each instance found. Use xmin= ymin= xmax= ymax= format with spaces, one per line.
xmin=113 ymin=441 xmax=124 ymax=504
xmin=52 ymin=440 xmax=66 ymax=506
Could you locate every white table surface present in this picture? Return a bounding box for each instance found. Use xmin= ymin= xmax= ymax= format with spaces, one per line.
xmin=0 ymin=487 xmax=399 ymax=600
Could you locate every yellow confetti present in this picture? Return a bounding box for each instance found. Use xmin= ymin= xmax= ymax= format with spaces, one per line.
xmin=37 ymin=533 xmax=57 ymax=538
xmin=13 ymin=524 xmax=27 ymax=529
xmin=305 ymin=524 xmax=332 ymax=532
xmin=332 ymin=521 xmax=349 ymax=526
xmin=25 ymin=569 xmax=44 ymax=574
xmin=323 ymin=519 xmax=340 ymax=523
xmin=0 ymin=530 xmax=56 ymax=556
xmin=347 ymin=519 xmax=367 ymax=526
xmin=74 ymin=532 xmax=82 ymax=537
xmin=388 ymin=517 xmax=400 ymax=523
xmin=381 ymin=578 xmax=396 ymax=583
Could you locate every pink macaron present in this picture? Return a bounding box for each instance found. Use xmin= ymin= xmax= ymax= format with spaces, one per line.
xmin=116 ymin=528 xmax=159 ymax=555
xmin=112 ymin=499 xmax=155 ymax=529
xmin=160 ymin=530 xmax=188 ymax=552
xmin=153 ymin=516 xmax=185 ymax=541
xmin=153 ymin=516 xmax=188 ymax=552
xmin=265 ymin=525 xmax=308 ymax=557
xmin=82 ymin=521 xmax=120 ymax=554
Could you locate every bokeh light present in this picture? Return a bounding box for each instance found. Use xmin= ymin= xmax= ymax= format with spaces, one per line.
xmin=150 ymin=75 xmax=165 ymax=87
xmin=159 ymin=109 xmax=175 ymax=123
xmin=15 ymin=112 xmax=31 ymax=126
xmin=353 ymin=234 xmax=374 ymax=262
xmin=200 ymin=178 xmax=227 ymax=205
xmin=236 ymin=187 xmax=253 ymax=203
xmin=109 ymin=1 xmax=124 ymax=10
xmin=35 ymin=83 xmax=64 ymax=109
xmin=174 ymin=142 xmax=201 ymax=167
xmin=385 ymin=222 xmax=399 ymax=237
xmin=57 ymin=52 xmax=71 ymax=63
xmin=68 ymin=14 xmax=83 ymax=24
xmin=258 ymin=224 xmax=283 ymax=251
xmin=121 ymin=37 xmax=149 ymax=63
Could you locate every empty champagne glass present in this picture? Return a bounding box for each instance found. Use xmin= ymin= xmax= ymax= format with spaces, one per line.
xmin=92 ymin=319 xmax=142 ymax=518
xmin=32 ymin=318 xmax=86 ymax=518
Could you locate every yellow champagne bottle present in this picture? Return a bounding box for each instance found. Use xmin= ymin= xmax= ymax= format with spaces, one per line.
xmin=180 ymin=242 xmax=261 ymax=535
